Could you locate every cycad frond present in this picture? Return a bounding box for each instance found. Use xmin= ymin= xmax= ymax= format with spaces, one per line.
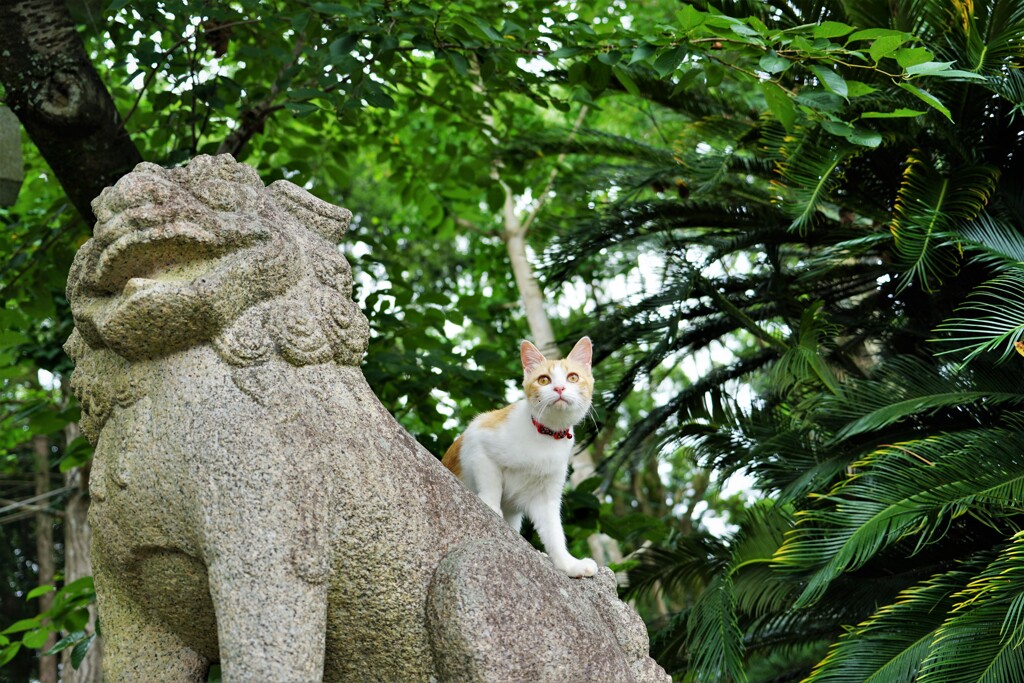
xmin=805 ymin=564 xmax=978 ymax=683
xmin=934 ymin=267 xmax=1024 ymax=364
xmin=769 ymin=126 xmax=857 ymax=234
xmin=623 ymin=532 xmax=729 ymax=601
xmin=890 ymin=157 xmax=999 ymax=291
xmin=765 ymin=300 xmax=841 ymax=396
xmin=905 ymin=529 xmax=1024 ymax=681
xmin=686 ymin=572 xmax=748 ymax=683
xmin=506 ymin=127 xmax=675 ymax=167
xmin=774 ymin=429 xmax=1024 ymax=608
xmin=959 ymin=209 xmax=1024 ymax=269
xmin=818 ymin=356 xmax=1024 ymax=440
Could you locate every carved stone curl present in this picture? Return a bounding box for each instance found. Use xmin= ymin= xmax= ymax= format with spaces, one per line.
xmin=65 ymin=154 xmax=669 ymax=683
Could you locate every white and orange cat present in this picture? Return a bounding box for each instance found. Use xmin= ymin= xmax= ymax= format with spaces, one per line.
xmin=442 ymin=337 xmax=599 ymax=578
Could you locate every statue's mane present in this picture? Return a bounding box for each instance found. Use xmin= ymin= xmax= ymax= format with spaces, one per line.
xmin=65 ymin=155 xmax=368 ymax=371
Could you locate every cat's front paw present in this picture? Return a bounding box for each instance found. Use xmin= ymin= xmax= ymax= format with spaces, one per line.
xmin=558 ymin=557 xmax=598 ymax=578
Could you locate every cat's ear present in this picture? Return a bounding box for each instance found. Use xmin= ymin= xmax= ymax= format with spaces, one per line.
xmin=521 ymin=340 xmax=546 ymax=374
xmin=567 ymin=337 xmax=593 ymax=367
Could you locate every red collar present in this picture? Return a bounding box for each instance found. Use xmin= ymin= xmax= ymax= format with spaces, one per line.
xmin=532 ymin=417 xmax=573 ymax=440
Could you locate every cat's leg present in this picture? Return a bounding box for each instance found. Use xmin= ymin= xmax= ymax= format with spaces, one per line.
xmin=503 ymin=509 xmax=524 ymax=532
xmin=526 ymin=496 xmax=598 ymax=578
xmin=464 ymin=453 xmax=504 ymax=518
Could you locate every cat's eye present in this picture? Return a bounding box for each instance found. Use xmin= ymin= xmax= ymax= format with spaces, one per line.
xmin=567 ymin=372 xmax=580 ymax=383
xmin=537 ymin=375 xmax=551 ymax=385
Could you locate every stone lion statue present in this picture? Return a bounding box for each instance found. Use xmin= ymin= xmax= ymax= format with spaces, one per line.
xmin=65 ymin=154 xmax=669 ymax=682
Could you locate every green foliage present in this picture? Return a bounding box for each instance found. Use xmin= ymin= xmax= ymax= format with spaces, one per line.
xmin=527 ymin=0 xmax=1024 ymax=679
xmin=0 ymin=577 xmax=96 ymax=670
xmin=7 ymin=0 xmax=1024 ymax=680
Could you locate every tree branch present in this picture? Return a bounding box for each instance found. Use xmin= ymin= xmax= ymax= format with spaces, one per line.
xmin=0 ymin=0 xmax=142 ymax=225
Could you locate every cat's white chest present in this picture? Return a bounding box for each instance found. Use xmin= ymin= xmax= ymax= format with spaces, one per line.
xmin=477 ymin=401 xmax=573 ymax=472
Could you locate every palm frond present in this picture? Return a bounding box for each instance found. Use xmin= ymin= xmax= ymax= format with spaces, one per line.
xmin=934 ymin=267 xmax=1024 ymax=364
xmin=768 ymin=126 xmax=857 ymax=234
xmin=805 ymin=564 xmax=978 ymax=683
xmin=890 ymin=157 xmax=999 ymax=291
xmin=819 ymin=356 xmax=1024 ymax=440
xmin=774 ymin=429 xmax=1024 ymax=607
xmin=686 ymin=572 xmax=748 ymax=683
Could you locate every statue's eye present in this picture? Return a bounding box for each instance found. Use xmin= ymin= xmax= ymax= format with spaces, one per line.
xmin=567 ymin=372 xmax=579 ymax=383
xmin=537 ymin=375 xmax=551 ymax=386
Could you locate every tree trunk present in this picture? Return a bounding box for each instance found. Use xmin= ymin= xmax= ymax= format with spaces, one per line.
xmin=61 ymin=424 xmax=102 ymax=682
xmin=61 ymin=468 xmax=101 ymax=681
xmin=33 ymin=435 xmax=57 ymax=683
xmin=0 ymin=0 xmax=142 ymax=224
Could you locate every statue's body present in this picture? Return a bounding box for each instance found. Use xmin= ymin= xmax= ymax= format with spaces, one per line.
xmin=65 ymin=155 xmax=669 ymax=682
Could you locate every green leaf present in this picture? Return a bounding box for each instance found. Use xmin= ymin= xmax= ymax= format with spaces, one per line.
xmin=675 ymin=5 xmax=706 ymax=31
xmin=63 ymin=608 xmax=89 ymax=633
xmin=447 ymin=51 xmax=469 ymax=76
xmin=653 ymin=46 xmax=687 ymax=77
xmin=629 ymin=43 xmax=657 ymax=64
xmin=848 ymin=28 xmax=910 ymax=42
xmin=899 ymin=82 xmax=952 ymax=121
xmin=550 ymin=46 xmax=582 ymax=59
xmin=612 ymin=66 xmax=641 ymax=97
xmin=896 ymin=47 xmax=934 ymax=68
xmin=0 ymin=331 xmax=30 ymax=348
xmin=26 ymin=585 xmax=55 ymax=600
xmin=845 ymin=80 xmax=878 ymax=97
xmin=285 ymin=102 xmax=320 ymax=116
xmin=44 ymin=630 xmax=86 ymax=656
xmin=869 ymin=35 xmax=909 ymax=62
xmin=758 ymin=52 xmax=790 ymax=74
xmin=468 ymin=16 xmax=501 ymax=41
xmin=1 ymin=617 xmax=41 ymax=635
xmin=0 ymin=642 xmax=21 ymax=667
xmin=905 ymin=60 xmax=956 ymax=76
xmin=761 ymin=83 xmax=796 ymax=131
xmin=927 ymin=69 xmax=987 ymax=81
xmin=814 ymin=22 xmax=854 ymax=39
xmin=22 ymin=629 xmax=50 ymax=649
xmin=809 ymin=65 xmax=848 ymax=98
xmin=329 ymin=34 xmax=358 ymax=57
xmin=847 ymin=128 xmax=883 ymax=147
xmin=71 ymin=634 xmax=95 ymax=668
xmin=860 ymin=108 xmax=926 ymax=119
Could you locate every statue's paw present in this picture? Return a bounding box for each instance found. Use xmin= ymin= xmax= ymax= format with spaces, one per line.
xmin=560 ymin=557 xmax=599 ymax=578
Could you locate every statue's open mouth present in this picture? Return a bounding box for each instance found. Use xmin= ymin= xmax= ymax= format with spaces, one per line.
xmin=90 ymin=219 xmax=266 ymax=296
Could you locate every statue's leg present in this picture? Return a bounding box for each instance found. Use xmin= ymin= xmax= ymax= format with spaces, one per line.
xmin=94 ymin=567 xmax=210 ymax=683
xmin=208 ymin=559 xmax=328 ymax=683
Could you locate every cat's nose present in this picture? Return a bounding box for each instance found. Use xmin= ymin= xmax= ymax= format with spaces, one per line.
xmin=553 ymin=386 xmax=565 ymax=394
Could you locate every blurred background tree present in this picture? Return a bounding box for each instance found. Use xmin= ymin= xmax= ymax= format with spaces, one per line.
xmin=3 ymin=0 xmax=1024 ymax=681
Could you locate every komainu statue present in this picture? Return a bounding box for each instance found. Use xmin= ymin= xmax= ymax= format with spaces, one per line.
xmin=64 ymin=154 xmax=669 ymax=682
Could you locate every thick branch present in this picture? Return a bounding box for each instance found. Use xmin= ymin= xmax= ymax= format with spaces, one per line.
xmin=0 ymin=0 xmax=142 ymax=224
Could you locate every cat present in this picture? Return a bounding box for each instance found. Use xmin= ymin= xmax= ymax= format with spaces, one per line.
xmin=442 ymin=337 xmax=599 ymax=578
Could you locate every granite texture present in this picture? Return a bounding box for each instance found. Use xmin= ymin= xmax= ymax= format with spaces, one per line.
xmin=65 ymin=154 xmax=670 ymax=683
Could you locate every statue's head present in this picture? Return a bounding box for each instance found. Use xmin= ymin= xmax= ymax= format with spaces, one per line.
xmin=66 ymin=153 xmax=368 ymax=377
